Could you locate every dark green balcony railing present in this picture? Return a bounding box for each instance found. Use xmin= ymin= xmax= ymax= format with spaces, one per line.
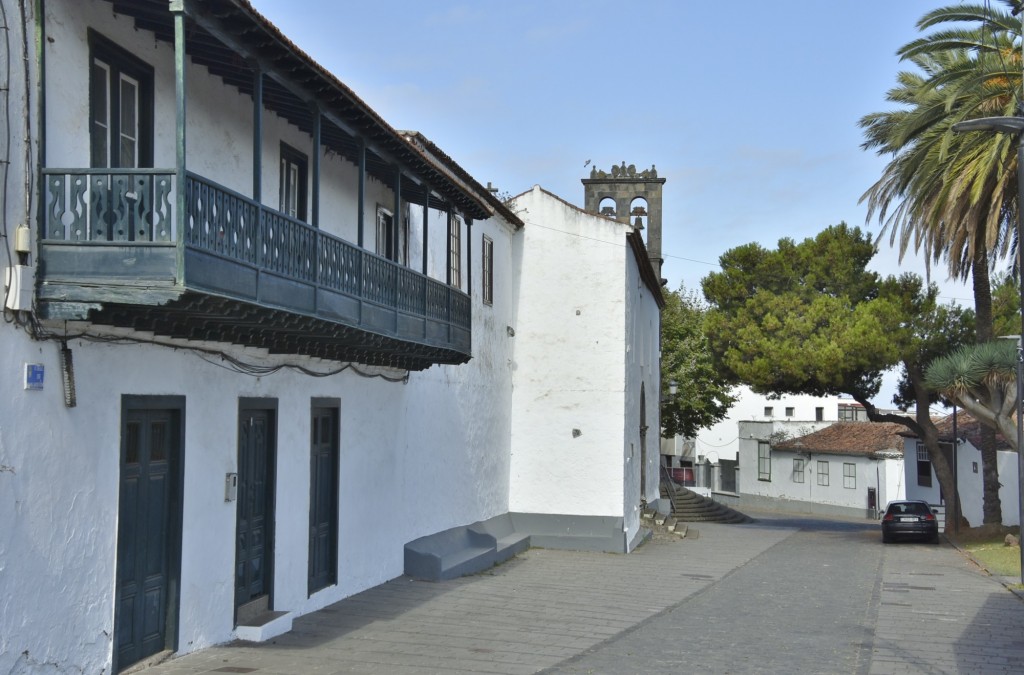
xmin=40 ymin=169 xmax=471 ymax=361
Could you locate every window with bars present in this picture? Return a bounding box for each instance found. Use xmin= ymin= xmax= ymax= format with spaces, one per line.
xmin=817 ymin=460 xmax=829 ymax=486
xmin=916 ymin=442 xmax=932 ymax=487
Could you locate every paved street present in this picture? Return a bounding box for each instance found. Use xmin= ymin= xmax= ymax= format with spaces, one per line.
xmin=143 ymin=511 xmax=1024 ymax=674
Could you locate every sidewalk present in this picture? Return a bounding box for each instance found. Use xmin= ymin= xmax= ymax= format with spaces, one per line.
xmin=142 ymin=522 xmax=795 ymax=675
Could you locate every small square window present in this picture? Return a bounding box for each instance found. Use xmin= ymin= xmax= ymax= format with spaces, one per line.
xmin=764 ymin=406 xmax=773 ymax=417
xmin=785 ymin=407 xmax=795 ymax=417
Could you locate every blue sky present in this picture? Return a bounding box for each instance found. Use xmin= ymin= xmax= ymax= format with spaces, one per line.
xmin=249 ymin=0 xmax=978 ymax=304
xmin=247 ymin=0 xmax=988 ymax=406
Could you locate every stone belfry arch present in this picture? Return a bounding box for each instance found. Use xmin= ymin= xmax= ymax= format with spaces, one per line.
xmin=582 ymin=162 xmax=666 ymax=281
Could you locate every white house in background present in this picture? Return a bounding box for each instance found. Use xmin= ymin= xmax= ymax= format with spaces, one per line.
xmin=736 ymin=422 xmax=907 ymax=518
xmin=664 ymin=387 xmax=843 ymax=492
xmin=0 ymin=1 xmax=662 ymax=672
xmin=904 ymin=413 xmax=1020 ymax=527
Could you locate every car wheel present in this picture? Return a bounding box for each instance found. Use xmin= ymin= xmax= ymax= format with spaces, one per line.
xmin=930 ymin=533 xmax=941 ymax=545
xmin=882 ymin=532 xmax=891 ymax=544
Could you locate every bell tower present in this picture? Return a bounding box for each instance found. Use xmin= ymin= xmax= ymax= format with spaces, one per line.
xmin=582 ymin=162 xmax=666 ymax=282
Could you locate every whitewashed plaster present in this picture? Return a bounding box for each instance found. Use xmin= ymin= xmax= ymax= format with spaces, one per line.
xmin=2 ymin=1 xmax=654 ymax=671
xmin=737 ymin=420 xmax=904 ymax=511
xmin=509 ymin=186 xmax=650 ymax=522
xmin=903 ymin=437 xmax=1020 ymax=527
xmin=692 ymin=386 xmax=841 ymax=463
xmin=3 ymin=2 xmax=516 ymax=671
xmin=622 ymin=239 xmax=662 ymax=540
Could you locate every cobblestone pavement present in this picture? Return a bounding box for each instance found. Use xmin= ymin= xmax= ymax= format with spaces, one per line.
xmin=141 ymin=511 xmax=1024 ymax=674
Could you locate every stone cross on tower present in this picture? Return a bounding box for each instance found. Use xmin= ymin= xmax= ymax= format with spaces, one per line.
xmin=582 ymin=162 xmax=666 ymax=282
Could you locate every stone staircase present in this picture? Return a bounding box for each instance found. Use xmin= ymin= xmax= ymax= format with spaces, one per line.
xmin=662 ymin=483 xmax=754 ymax=524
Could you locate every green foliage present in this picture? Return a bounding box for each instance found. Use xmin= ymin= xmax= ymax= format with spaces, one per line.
xmin=926 ymin=340 xmax=1017 ymax=395
xmin=991 ymin=272 xmax=1022 ymax=338
xmin=702 ymin=224 xmax=974 ymax=407
xmin=925 ymin=341 xmax=1018 ymax=449
xmin=660 ymin=285 xmax=736 ymax=439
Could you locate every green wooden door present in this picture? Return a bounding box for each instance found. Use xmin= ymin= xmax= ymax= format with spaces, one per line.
xmin=236 ymin=407 xmax=275 ymax=611
xmin=115 ymin=408 xmax=179 ymax=671
xmin=308 ymin=406 xmax=339 ymax=594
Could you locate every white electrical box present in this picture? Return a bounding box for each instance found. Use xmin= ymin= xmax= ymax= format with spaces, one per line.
xmin=225 ymin=473 xmax=238 ymax=502
xmin=5 ymin=266 xmax=33 ymax=311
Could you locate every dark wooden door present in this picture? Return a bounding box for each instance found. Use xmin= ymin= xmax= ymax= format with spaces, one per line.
xmin=115 ymin=408 xmax=179 ymax=670
xmin=308 ymin=407 xmax=339 ymax=594
xmin=236 ymin=408 xmax=275 ymax=611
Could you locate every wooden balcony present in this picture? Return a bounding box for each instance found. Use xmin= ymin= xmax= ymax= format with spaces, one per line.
xmin=38 ymin=169 xmax=471 ymax=370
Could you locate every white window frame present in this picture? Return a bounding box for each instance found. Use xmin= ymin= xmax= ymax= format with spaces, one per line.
xmin=843 ymin=462 xmax=856 ymax=489
xmin=817 ymin=460 xmax=829 ymax=486
xmin=757 ymin=441 xmax=771 ymax=482
xmin=792 ymin=458 xmax=805 ymax=483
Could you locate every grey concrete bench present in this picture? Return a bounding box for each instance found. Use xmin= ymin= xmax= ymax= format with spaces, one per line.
xmin=404 ymin=514 xmax=531 ymax=581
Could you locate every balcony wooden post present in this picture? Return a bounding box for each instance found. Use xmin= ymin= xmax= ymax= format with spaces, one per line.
xmin=357 ymin=139 xmax=366 ymax=248
xmin=446 ymin=208 xmax=452 ymax=286
xmin=252 ymin=67 xmax=262 ymax=201
xmin=421 ymin=187 xmax=429 ymax=275
xmin=466 ymin=218 xmax=473 ymax=298
xmin=311 ymin=106 xmax=321 ymax=228
xmin=392 ymin=165 xmax=402 ymax=262
xmin=171 ymin=0 xmax=187 ymax=282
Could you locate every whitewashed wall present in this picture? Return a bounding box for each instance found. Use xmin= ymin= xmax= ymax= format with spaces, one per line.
xmin=509 ymin=187 xmax=631 ymax=518
xmin=694 ymin=386 xmax=840 ymax=463
xmin=1 ymin=2 xmax=517 ymax=672
xmin=743 ymin=448 xmax=903 ymax=511
xmin=905 ymin=437 xmax=1020 ymax=527
xmin=622 ymin=235 xmax=662 ymax=541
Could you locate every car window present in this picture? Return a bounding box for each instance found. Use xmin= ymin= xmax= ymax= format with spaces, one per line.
xmin=887 ymin=502 xmax=929 ymax=516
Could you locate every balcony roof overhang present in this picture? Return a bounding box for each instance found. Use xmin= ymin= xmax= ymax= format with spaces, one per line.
xmin=103 ymin=0 xmax=493 ymax=220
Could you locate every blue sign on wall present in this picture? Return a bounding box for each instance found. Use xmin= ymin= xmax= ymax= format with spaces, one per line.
xmin=25 ymin=364 xmax=44 ymax=390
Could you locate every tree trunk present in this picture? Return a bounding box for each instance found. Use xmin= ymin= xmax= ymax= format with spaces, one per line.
xmin=971 ymin=238 xmax=993 ymax=343
xmin=970 ymin=241 xmax=1003 ymax=525
xmin=854 ymin=365 xmax=960 ymax=533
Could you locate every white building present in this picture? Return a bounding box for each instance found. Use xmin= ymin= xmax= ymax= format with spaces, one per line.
xmin=736 ymin=422 xmax=906 ymax=518
xmin=904 ymin=413 xmax=1020 ymax=527
xmin=665 ymin=386 xmax=843 ymax=492
xmin=0 ymin=1 xmax=662 ymax=672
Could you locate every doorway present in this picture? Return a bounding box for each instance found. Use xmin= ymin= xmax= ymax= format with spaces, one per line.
xmin=114 ymin=397 xmax=183 ymax=672
xmin=236 ymin=401 xmax=277 ymax=621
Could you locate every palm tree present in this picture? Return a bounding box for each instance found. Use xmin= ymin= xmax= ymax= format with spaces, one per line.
xmin=860 ymin=2 xmax=1023 ymax=526
xmin=926 ymin=341 xmax=1019 ymax=447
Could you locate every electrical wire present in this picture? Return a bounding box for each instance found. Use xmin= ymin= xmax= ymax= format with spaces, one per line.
xmin=1 ymin=0 xmax=14 ymax=320
xmin=28 ymin=321 xmax=410 ymax=383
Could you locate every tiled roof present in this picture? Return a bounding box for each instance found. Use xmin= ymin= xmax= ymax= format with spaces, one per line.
xmin=933 ymin=411 xmax=1012 ymax=451
xmin=773 ymin=422 xmax=907 ymax=458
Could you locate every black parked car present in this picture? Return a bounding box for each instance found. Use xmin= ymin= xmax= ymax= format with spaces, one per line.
xmin=881 ymin=500 xmax=940 ymax=544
